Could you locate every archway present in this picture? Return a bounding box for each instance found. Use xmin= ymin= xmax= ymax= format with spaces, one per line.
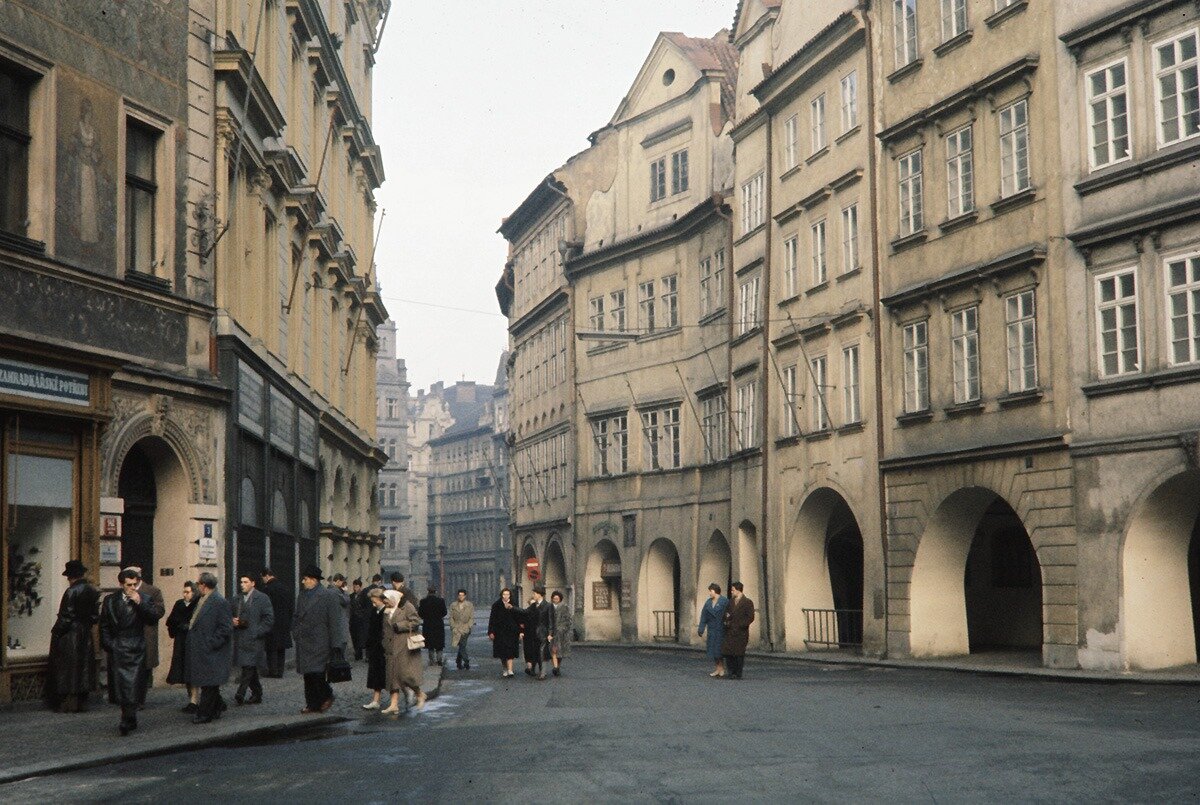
xmin=1123 ymin=469 xmax=1200 ymax=670
xmin=519 ymin=540 xmax=538 ymax=604
xmin=736 ymin=521 xmax=762 ymax=644
xmin=784 ymin=489 xmax=864 ymax=651
xmin=910 ymin=488 xmax=1042 ymax=658
xmin=696 ymin=530 xmax=732 ymax=617
xmin=583 ymin=539 xmax=622 ymax=640
xmin=544 ymin=538 xmax=569 ymax=605
xmin=638 ymin=538 xmax=681 ymax=641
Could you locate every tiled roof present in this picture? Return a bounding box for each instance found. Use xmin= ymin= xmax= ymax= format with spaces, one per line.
xmin=662 ymin=30 xmax=739 ymax=120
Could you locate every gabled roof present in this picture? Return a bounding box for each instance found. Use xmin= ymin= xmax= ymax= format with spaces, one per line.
xmin=662 ymin=31 xmax=739 ymax=120
xmin=731 ymin=0 xmax=782 ymax=43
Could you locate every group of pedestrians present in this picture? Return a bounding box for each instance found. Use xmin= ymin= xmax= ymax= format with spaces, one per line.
xmin=357 ymin=573 xmax=428 ymax=713
xmin=486 ymin=586 xmax=572 ymax=680
xmin=697 ymin=581 xmax=755 ymax=679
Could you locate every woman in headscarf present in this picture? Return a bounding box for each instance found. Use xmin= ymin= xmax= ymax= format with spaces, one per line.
xmin=381 ymin=589 xmax=425 ymax=714
xmin=487 ymin=588 xmax=520 ymax=678
xmin=549 ymin=591 xmax=572 ymax=677
xmin=165 ymin=580 xmax=201 ymax=712
xmin=361 ymin=588 xmax=387 ymax=710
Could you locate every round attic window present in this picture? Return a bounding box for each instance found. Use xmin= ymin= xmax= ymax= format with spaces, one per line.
xmin=662 ymin=68 xmax=676 ymax=86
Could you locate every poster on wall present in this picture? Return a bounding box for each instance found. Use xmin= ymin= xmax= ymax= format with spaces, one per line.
xmin=100 ymin=540 xmax=121 ymax=565
xmin=592 ymin=581 xmax=611 ymax=611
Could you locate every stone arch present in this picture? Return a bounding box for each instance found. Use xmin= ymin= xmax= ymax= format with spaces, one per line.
xmin=735 ymin=520 xmax=762 ymax=610
xmin=638 ymin=538 xmax=681 ymax=641
xmin=103 ymin=411 xmax=207 ymax=504
xmin=544 ymin=536 xmax=569 ymax=598
xmin=696 ymin=529 xmax=732 ymax=616
xmin=584 ymin=538 xmax=622 ymax=641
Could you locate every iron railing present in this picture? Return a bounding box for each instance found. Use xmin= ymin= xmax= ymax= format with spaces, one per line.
xmin=802 ymin=608 xmax=863 ymax=650
xmin=653 ymin=609 xmax=678 ymax=642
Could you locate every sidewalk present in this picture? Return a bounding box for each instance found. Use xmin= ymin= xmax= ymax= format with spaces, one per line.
xmin=578 ymin=640 xmax=1200 ymax=685
xmin=0 ymin=661 xmax=445 ymax=785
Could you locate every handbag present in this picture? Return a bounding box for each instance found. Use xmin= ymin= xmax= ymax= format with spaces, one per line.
xmin=326 ymin=648 xmax=353 ymax=684
xmin=407 ymin=632 xmax=426 ymax=651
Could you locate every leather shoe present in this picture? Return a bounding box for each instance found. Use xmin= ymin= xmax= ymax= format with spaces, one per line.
xmin=181 ymin=703 xmax=198 ymax=713
xmin=234 ymin=695 xmax=245 ymax=706
xmin=192 ymin=715 xmax=213 ymax=724
xmin=318 ymin=697 xmax=334 ymax=712
xmin=245 ymin=695 xmax=263 ymax=705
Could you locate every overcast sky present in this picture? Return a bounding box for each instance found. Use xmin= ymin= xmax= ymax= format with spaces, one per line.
xmin=370 ymin=1 xmax=735 ymax=393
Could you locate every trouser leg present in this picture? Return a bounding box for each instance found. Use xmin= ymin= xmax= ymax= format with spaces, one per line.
xmin=458 ymin=635 xmax=470 ymax=665
xmin=303 ymin=673 xmax=322 ymax=709
xmin=120 ymin=702 xmax=138 ymax=728
xmin=196 ymin=686 xmax=220 ymax=720
xmin=248 ymin=666 xmax=262 ymax=699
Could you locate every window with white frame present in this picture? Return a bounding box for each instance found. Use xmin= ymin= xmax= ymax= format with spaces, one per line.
xmin=638 ymin=280 xmax=656 ymax=333
xmin=1155 ymin=30 xmax=1200 ymax=146
xmin=1168 ymin=255 xmax=1200 ymax=365
xmin=783 ymin=235 xmax=799 ymax=298
xmin=782 ymin=365 xmax=799 ymax=437
xmin=784 ymin=114 xmax=799 ymax=170
xmin=641 ymin=406 xmax=681 ymax=470
xmin=125 ymin=119 xmax=161 ymax=275
xmin=736 ymin=380 xmax=758 ymax=450
xmin=701 ymin=392 xmax=728 ymax=461
xmin=946 ymin=125 xmax=975 ymax=218
xmin=951 ymin=306 xmax=981 ymax=403
xmin=700 ymin=255 xmax=716 ymax=316
xmin=811 ymin=219 xmax=828 ymax=285
xmin=591 ymin=418 xmax=609 ymax=476
xmin=671 ymin=149 xmax=689 ymax=195
xmin=841 ymin=203 xmax=860 ymax=272
xmin=650 ymin=156 xmax=667 ymax=202
xmin=661 ymin=274 xmax=679 ymax=328
xmin=1005 ymin=290 xmax=1038 ymax=391
xmin=592 ymin=414 xmax=628 ymax=476
xmin=841 ymin=71 xmax=859 ymax=132
xmin=811 ymin=94 xmax=827 ymax=153
xmin=903 ymin=320 xmax=930 ymax=412
xmin=941 ymin=0 xmax=967 ymax=42
xmin=810 ymin=355 xmax=830 ymax=431
xmin=610 ymin=289 xmax=626 ymax=332
xmin=843 ymin=344 xmax=862 ymax=424
xmin=738 ymin=275 xmax=761 ymax=335
xmin=742 ymin=172 xmax=765 ymax=234
xmin=893 ymin=0 xmax=918 ymax=70
xmin=999 ymin=99 xmax=1031 ymax=197
xmin=1096 ymin=268 xmax=1139 ymax=376
xmin=588 ymin=295 xmax=605 ymax=331
xmin=1087 ymin=60 xmax=1130 ymax=169
xmin=898 ymin=149 xmax=923 ymax=236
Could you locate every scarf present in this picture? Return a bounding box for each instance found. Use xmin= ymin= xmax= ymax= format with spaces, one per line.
xmin=189 ymin=591 xmax=210 ymax=628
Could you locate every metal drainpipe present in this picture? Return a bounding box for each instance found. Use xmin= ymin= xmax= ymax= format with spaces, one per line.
xmin=760 ymin=116 xmax=775 ymax=652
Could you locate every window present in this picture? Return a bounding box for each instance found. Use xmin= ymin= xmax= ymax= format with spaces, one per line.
xmin=843 ymin=344 xmax=861 ymax=424
xmin=1168 ymin=255 xmax=1200 ymax=365
xmin=946 ymin=126 xmax=975 ymax=218
xmin=811 ymin=94 xmax=827 ymax=153
xmin=810 ymin=356 xmax=830 ymax=431
xmin=783 ymin=235 xmax=799 ymax=298
xmin=661 ymin=274 xmax=679 ymax=328
xmin=1155 ymin=29 xmax=1200 ymax=145
xmin=641 ymin=407 xmax=681 ymax=470
xmin=841 ymin=204 xmax=860 ymax=272
xmin=650 ymin=156 xmax=667 ymax=202
xmin=1005 ymin=290 xmax=1038 ymax=392
xmin=951 ymin=306 xmax=981 ymax=403
xmin=738 ymin=275 xmax=761 ymax=335
xmin=671 ymin=149 xmax=689 ymax=195
xmin=903 ymin=320 xmax=930 ymax=413
xmin=386 ymin=398 xmax=398 ymax=419
xmin=0 ymin=63 xmax=33 ymax=237
xmin=1088 ymin=60 xmax=1131 ymax=169
xmin=999 ymin=99 xmax=1030 ymax=197
xmin=782 ymin=365 xmax=799 ymax=437
xmin=638 ymin=280 xmax=656 ymax=333
xmin=701 ymin=393 xmax=728 ymax=461
xmin=588 ymin=295 xmax=605 ymax=332
xmin=941 ymin=0 xmax=967 ymax=41
xmin=736 ymin=380 xmax=758 ymax=450
xmin=898 ymin=150 xmax=923 ymax=236
xmin=811 ymin=220 xmax=828 ymax=286
xmin=784 ymin=114 xmax=799 ymax=170
xmin=700 ymin=251 xmax=727 ymax=316
xmin=741 ymin=173 xmax=765 ymax=234
xmin=841 ymin=71 xmax=859 ymax=132
xmin=610 ymin=289 xmax=626 ymax=332
xmin=1096 ymin=269 xmax=1140 ymax=376
xmin=125 ymin=120 xmax=159 ymax=274
xmin=893 ymin=0 xmax=918 ymax=70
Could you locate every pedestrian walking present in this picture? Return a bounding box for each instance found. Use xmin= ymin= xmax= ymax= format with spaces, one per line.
xmin=418 ymin=586 xmax=448 ymax=666
xmin=185 ymin=572 xmax=234 ymax=724
xmin=549 ymin=590 xmax=572 ymax=677
xmin=46 ymin=560 xmax=100 ymax=713
xmin=349 ymin=578 xmax=370 ymax=661
xmin=330 ymin=573 xmax=351 ymax=625
xmin=165 ymin=580 xmax=200 ymax=713
xmin=259 ymin=568 xmax=294 ymax=678
xmin=389 ymin=571 xmax=405 ymax=595
xmin=698 ymin=583 xmax=729 ymax=678
xmin=520 ymin=586 xmax=555 ymax=680
xmin=232 ymin=573 xmax=274 ymax=705
xmin=487 ymin=588 xmax=520 ymax=678
xmin=381 ymin=589 xmax=426 ymax=713
xmin=122 ymin=566 xmax=165 ymax=705
xmin=720 ymin=581 xmax=755 ymax=680
xmin=293 ymin=565 xmax=350 ymax=714
xmin=448 ymin=589 xmax=474 ymax=670
xmin=361 ymin=588 xmax=388 ymax=710
xmin=99 ymin=568 xmax=165 ymax=735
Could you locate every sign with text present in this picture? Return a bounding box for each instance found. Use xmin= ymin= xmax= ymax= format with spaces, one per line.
xmin=0 ymin=358 xmax=89 ymax=406
xmin=101 ymin=514 xmax=122 ymax=537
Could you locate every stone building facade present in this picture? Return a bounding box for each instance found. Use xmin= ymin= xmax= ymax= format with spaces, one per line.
xmin=375 ymin=320 xmax=410 ymax=578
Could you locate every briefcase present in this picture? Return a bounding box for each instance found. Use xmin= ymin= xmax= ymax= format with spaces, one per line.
xmin=326 ymin=650 xmax=353 ymax=684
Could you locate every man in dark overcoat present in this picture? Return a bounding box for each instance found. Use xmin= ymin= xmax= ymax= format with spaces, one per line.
xmin=418 ymin=586 xmax=448 ymax=666
xmin=349 ymin=578 xmax=369 ymax=661
xmin=99 ymin=568 xmax=165 ymax=735
xmin=259 ymin=567 xmax=294 ymax=678
xmin=124 ymin=565 xmax=165 ymax=704
xmin=520 ymin=586 xmax=555 ymax=680
xmin=47 ymin=560 xmax=100 ymax=713
xmin=185 ymin=572 xmax=234 ymax=724
xmin=232 ymin=573 xmax=274 ymax=705
xmin=293 ymin=565 xmax=350 ymax=714
xmin=720 ymin=581 xmax=755 ymax=680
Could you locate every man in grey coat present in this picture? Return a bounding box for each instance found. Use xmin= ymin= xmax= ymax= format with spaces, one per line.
xmin=232 ymin=573 xmax=274 ymax=705
xmin=293 ymin=565 xmax=350 ymax=714
xmin=185 ymin=572 xmax=233 ymax=724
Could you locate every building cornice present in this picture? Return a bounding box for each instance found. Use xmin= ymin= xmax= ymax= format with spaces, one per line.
xmin=1067 ymin=193 xmax=1200 ymax=250
xmin=750 ymin=12 xmax=861 ymax=107
xmin=1060 ymin=0 xmax=1192 ymax=56
xmin=881 ymin=245 xmax=1046 ymax=311
xmin=510 ymin=288 xmax=569 ymax=338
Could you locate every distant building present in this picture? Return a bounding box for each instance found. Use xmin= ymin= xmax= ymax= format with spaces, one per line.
xmin=376 ymin=320 xmax=411 ymax=579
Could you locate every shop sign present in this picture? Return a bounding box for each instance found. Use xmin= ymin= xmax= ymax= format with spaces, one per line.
xmin=0 ymin=358 xmax=89 ymax=406
xmin=198 ymin=522 xmax=217 ymax=562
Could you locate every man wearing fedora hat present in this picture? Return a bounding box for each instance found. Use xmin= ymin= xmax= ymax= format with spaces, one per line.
xmin=292 ymin=565 xmax=350 ymax=713
xmin=47 ymin=560 xmax=100 ymax=712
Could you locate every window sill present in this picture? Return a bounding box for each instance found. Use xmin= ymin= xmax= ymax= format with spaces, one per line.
xmin=586 ymin=341 xmax=627 ymax=357
xmin=896 ymin=410 xmax=933 ymax=426
xmin=731 ymin=327 xmax=763 ymax=348
xmin=729 ymin=446 xmax=763 ymax=461
xmin=698 ymin=308 xmax=728 ymax=326
xmin=837 ymin=266 xmax=863 ymax=283
xmin=734 ymin=223 xmax=767 ymax=246
xmin=887 ymin=58 xmax=923 ymax=84
xmin=1081 ymin=364 xmax=1200 ymax=397
xmin=638 ymin=325 xmax=681 ymax=344
xmin=934 ymin=29 xmax=973 ymax=57
xmin=805 ymin=280 xmax=830 ymax=296
xmin=0 ymin=230 xmax=47 ymax=255
xmin=989 ymin=186 xmax=1037 ymax=216
xmin=890 ymin=230 xmax=928 ymax=254
xmin=985 ymin=0 xmax=1028 ymax=29
xmin=781 ymin=164 xmax=802 ymax=182
xmin=997 ymin=388 xmax=1043 ymax=407
xmin=806 ymin=146 xmax=830 ymax=166
xmin=775 ymin=434 xmax=802 ymax=448
xmin=1075 ymin=139 xmax=1200 ymax=197
xmin=777 ymin=293 xmax=802 ymax=307
xmin=938 ymin=209 xmax=978 ymax=234
xmin=944 ymin=400 xmax=984 ymax=417
xmin=836 ymin=421 xmax=865 ymax=435
xmin=835 ymin=125 xmax=861 ymax=145
xmin=125 ymin=268 xmax=173 ymax=294
xmin=804 ymin=429 xmax=832 ymax=442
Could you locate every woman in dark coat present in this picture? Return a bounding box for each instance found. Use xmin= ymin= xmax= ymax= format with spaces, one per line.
xmin=165 ymin=580 xmax=200 ymax=712
xmin=487 ymin=588 xmax=520 ymax=678
xmin=361 ymin=588 xmax=387 ymax=709
xmin=697 ymin=583 xmax=729 ymax=678
xmin=417 ymin=587 xmax=448 ymax=666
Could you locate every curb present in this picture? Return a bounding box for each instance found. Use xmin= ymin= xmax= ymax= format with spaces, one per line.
xmin=575 ymin=641 xmax=1200 ymax=686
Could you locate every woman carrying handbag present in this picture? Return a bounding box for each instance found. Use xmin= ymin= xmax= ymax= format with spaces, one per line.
xmin=380 ymin=590 xmax=426 ymax=714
